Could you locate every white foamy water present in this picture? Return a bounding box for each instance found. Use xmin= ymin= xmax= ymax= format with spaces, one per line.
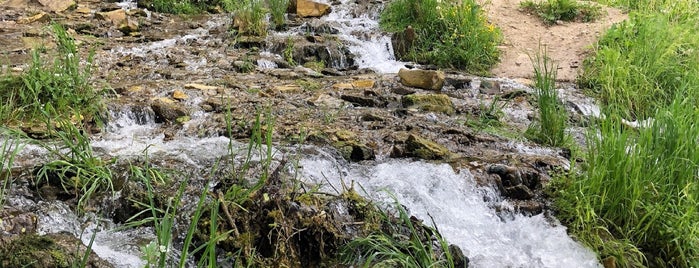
xmin=36 ymin=201 xmax=149 ymax=268
xmin=320 ymin=0 xmax=407 ymax=73
xmin=298 ymin=151 xmax=600 ymax=268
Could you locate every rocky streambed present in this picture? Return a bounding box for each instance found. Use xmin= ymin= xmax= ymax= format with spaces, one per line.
xmin=1 ymin=0 xmax=605 ymax=267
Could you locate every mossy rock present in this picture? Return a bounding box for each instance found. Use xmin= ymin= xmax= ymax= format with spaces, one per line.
xmin=0 ymin=233 xmax=113 ymax=268
xmin=401 ymin=94 xmax=455 ymax=115
xmin=405 ymin=134 xmax=452 ymax=160
xmin=334 ymin=141 xmax=375 ymax=162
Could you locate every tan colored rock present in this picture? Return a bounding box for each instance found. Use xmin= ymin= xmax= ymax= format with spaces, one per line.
xmin=352 ymin=80 xmax=375 ymax=89
xmin=96 ymin=9 xmax=126 ymax=26
xmin=37 ymin=0 xmax=75 ymax=12
xmin=185 ymin=83 xmax=218 ymax=91
xmin=296 ymin=0 xmax=331 ymax=18
xmin=4 ymin=0 xmax=31 ymax=9
xmin=272 ymin=84 xmax=303 ymax=94
xmin=172 ymin=90 xmax=188 ymax=100
xmin=118 ymin=18 xmax=139 ymax=34
xmin=75 ymin=6 xmax=91 ymax=14
xmin=332 ymin=83 xmax=353 ymax=90
xmin=17 ymin=12 xmax=50 ymax=24
xmin=398 ymin=68 xmax=445 ymax=91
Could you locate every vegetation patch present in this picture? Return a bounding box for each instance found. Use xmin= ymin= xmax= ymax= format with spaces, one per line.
xmin=380 ymin=0 xmax=501 ymax=73
xmin=519 ymin=0 xmax=602 ymax=25
xmin=525 ymin=49 xmax=570 ymax=147
xmin=554 ymin=1 xmax=699 ymax=266
xmin=0 ymin=23 xmax=104 ymax=130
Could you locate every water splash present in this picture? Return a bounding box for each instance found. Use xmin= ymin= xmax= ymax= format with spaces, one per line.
xmin=298 ymin=150 xmax=600 ymax=268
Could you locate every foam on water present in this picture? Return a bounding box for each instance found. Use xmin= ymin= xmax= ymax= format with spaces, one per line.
xmin=298 ymin=152 xmax=600 ymax=268
xmin=320 ymin=0 xmax=407 ymax=73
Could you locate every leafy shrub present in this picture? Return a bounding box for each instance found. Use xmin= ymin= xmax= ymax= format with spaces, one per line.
xmin=520 ymin=0 xmax=601 ymax=25
xmin=380 ymin=0 xmax=501 ymax=74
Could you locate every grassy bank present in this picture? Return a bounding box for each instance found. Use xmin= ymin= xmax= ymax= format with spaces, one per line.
xmin=380 ymin=0 xmax=501 ymax=74
xmin=552 ymin=0 xmax=699 ymax=266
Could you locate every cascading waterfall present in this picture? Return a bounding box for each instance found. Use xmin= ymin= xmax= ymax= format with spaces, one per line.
xmin=298 ymin=150 xmax=601 ymax=267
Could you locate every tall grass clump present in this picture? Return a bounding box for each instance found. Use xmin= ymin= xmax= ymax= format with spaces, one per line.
xmin=0 ymin=128 xmax=25 ymax=207
xmin=577 ymin=4 xmax=699 ymax=120
xmin=340 ymin=196 xmax=456 ymax=267
xmin=520 ymin=0 xmax=602 ymax=25
xmin=526 ymin=49 xmax=569 ymax=147
xmin=555 ymin=1 xmax=699 ymax=266
xmin=35 ymin=121 xmax=114 ymax=213
xmin=268 ymin=0 xmax=289 ymax=29
xmin=231 ymin=0 xmax=268 ymax=36
xmin=380 ymin=0 xmax=501 ymax=73
xmin=0 ymin=23 xmax=103 ymax=126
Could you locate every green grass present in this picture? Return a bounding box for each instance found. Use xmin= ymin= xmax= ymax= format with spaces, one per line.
xmin=0 ymin=128 xmax=25 ymax=207
xmin=526 ymin=48 xmax=570 ymax=147
xmin=554 ymin=1 xmax=699 ymax=266
xmin=520 ymin=0 xmax=602 ymax=25
xmin=0 ymin=23 xmax=104 ymax=128
xmin=340 ymin=195 xmax=456 ymax=267
xmin=34 ymin=121 xmax=115 ymax=214
xmin=380 ymin=0 xmax=501 ymax=73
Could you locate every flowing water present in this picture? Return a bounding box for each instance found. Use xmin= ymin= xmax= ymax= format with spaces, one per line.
xmin=5 ymin=0 xmax=605 ymax=266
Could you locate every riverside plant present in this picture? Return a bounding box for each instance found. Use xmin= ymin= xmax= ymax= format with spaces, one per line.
xmin=340 ymin=195 xmax=456 ymax=268
xmin=380 ymin=0 xmax=501 ymax=73
xmin=34 ymin=119 xmax=115 ymax=214
xmin=519 ymin=0 xmax=601 ymax=25
xmin=0 ymin=23 xmax=103 ymax=127
xmin=526 ymin=48 xmax=569 ymax=147
xmin=0 ymin=128 xmax=24 ymax=207
xmin=554 ymin=1 xmax=699 ymax=266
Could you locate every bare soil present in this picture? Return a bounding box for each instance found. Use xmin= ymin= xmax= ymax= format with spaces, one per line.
xmin=483 ymin=0 xmax=628 ymax=81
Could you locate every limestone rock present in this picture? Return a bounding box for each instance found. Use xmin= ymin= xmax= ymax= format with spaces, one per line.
xmin=405 ymin=134 xmax=451 ymax=160
xmin=118 ymin=18 xmax=139 ymax=34
xmin=96 ymin=9 xmax=126 ymax=26
xmin=296 ymin=0 xmax=331 ymax=18
xmin=17 ymin=12 xmax=50 ymax=24
xmin=151 ymin=97 xmax=188 ymax=123
xmin=172 ymin=89 xmax=188 ymax=100
xmin=351 ymin=79 xmax=375 ymax=89
xmin=401 ymin=93 xmax=455 ymax=115
xmin=398 ymin=68 xmax=445 ymax=91
xmin=185 ymin=83 xmax=218 ymax=91
xmin=38 ymin=0 xmax=75 ymax=12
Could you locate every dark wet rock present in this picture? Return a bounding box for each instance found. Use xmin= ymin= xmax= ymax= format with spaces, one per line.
xmin=321 ymin=68 xmax=345 ymax=76
xmin=505 ymin=184 xmax=535 ymax=200
xmin=361 ymin=113 xmax=385 ymax=122
xmin=404 ymin=134 xmax=452 ymax=160
xmin=401 ymin=93 xmax=455 ymax=115
xmin=299 ymin=21 xmax=339 ymax=35
xmin=151 ymin=97 xmax=188 ymax=123
xmin=479 ymin=80 xmax=501 ymax=95
xmin=335 ymin=141 xmax=375 ymax=162
xmin=487 ymin=164 xmax=522 ymax=187
xmin=444 ymin=75 xmax=472 ymax=90
xmin=449 ymin=244 xmax=470 ymax=268
xmin=398 ymin=68 xmax=445 ymax=91
xmin=391 ymin=26 xmax=416 ymax=61
xmin=502 ymin=89 xmax=529 ymax=99
xmin=340 ymin=94 xmax=387 ymax=108
xmin=391 ymin=86 xmax=416 ymax=95
xmin=0 ymin=233 xmax=113 ymax=268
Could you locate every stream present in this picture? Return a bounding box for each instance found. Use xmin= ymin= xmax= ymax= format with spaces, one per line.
xmin=2 ymin=0 xmax=606 ymax=266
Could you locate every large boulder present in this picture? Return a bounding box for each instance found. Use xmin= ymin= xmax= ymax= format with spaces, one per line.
xmin=398 ymin=68 xmax=445 ymax=91
xmin=401 ymin=93 xmax=455 ymax=115
xmin=296 ymin=0 xmax=331 ymax=18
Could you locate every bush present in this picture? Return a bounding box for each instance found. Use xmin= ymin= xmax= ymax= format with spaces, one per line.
xmin=380 ymin=0 xmax=501 ymax=74
xmin=519 ymin=0 xmax=601 ymax=25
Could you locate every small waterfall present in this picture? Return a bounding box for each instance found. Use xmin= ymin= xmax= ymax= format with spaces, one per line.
xmin=298 ymin=149 xmax=601 ymax=268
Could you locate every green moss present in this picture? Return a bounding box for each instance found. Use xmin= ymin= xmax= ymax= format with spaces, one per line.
xmin=401 ymin=94 xmax=455 ymax=115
